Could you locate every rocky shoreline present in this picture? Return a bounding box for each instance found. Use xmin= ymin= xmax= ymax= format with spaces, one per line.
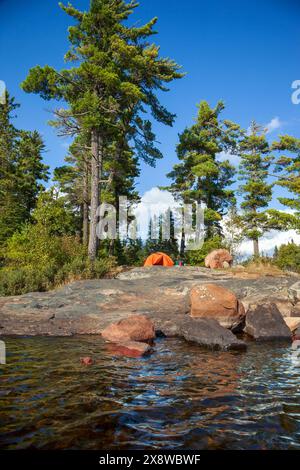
xmin=1 ymin=266 xmax=300 ymax=352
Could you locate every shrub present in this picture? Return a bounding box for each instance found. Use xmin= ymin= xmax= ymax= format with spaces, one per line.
xmin=274 ymin=243 xmax=300 ymax=272
xmin=0 ymin=266 xmax=56 ymax=296
xmin=186 ymin=236 xmax=224 ymax=266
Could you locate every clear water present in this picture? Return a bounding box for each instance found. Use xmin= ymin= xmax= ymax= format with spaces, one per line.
xmin=1 ymin=336 xmax=300 ymax=450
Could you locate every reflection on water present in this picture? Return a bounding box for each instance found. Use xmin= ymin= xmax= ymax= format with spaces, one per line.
xmin=0 ymin=336 xmax=300 ymax=449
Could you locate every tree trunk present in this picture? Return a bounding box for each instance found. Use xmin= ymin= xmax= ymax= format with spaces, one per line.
xmin=253 ymin=238 xmax=259 ymax=257
xmin=82 ymin=158 xmax=89 ymax=246
xmin=180 ymin=228 xmax=185 ymax=257
xmin=88 ymin=129 xmax=102 ymax=261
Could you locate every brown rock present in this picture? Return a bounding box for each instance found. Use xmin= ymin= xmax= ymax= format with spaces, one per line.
xmin=101 ymin=314 xmax=155 ymax=343
xmin=80 ymin=357 xmax=93 ymax=366
xmin=205 ymin=249 xmax=233 ymax=269
xmin=105 ymin=341 xmax=153 ymax=358
xmin=190 ymin=283 xmax=245 ymax=331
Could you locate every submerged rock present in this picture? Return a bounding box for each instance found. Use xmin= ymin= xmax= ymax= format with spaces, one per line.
xmin=180 ymin=317 xmax=247 ymax=351
xmin=245 ymin=303 xmax=292 ymax=341
xmin=80 ymin=357 xmax=93 ymax=366
xmin=205 ymin=249 xmax=233 ymax=269
xmin=190 ymin=283 xmax=245 ymax=332
xmin=101 ymin=314 xmax=155 ymax=343
xmin=105 ymin=341 xmax=153 ymax=358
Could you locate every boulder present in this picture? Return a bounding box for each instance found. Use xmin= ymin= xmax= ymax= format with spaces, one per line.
xmin=101 ymin=314 xmax=155 ymax=343
xmin=205 ymin=249 xmax=233 ymax=269
xmin=244 ymin=303 xmax=292 ymax=341
xmin=190 ymin=283 xmax=246 ymax=331
xmin=180 ymin=317 xmax=247 ymax=351
xmin=242 ymin=296 xmax=295 ymax=318
xmin=105 ymin=341 xmax=153 ymax=358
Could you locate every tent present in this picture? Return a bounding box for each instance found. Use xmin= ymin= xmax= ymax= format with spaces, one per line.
xmin=144 ymin=252 xmax=174 ymax=267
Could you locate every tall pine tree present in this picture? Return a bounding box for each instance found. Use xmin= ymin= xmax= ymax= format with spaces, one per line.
xmin=167 ymin=101 xmax=238 ymax=243
xmin=22 ymin=0 xmax=183 ymax=261
xmin=238 ymin=121 xmax=273 ymax=257
xmin=271 ymin=135 xmax=300 ymax=231
xmin=0 ymin=92 xmax=49 ymax=245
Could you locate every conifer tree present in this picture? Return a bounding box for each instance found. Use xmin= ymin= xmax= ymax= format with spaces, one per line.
xmin=15 ymin=130 xmax=49 ymax=215
xmin=271 ymin=135 xmax=300 ymax=231
xmin=145 ymin=211 xmax=178 ymax=258
xmin=0 ymin=91 xmax=20 ymax=243
xmin=238 ymin=121 xmax=273 ymax=257
xmin=167 ymin=101 xmax=238 ymax=242
xmin=21 ymin=0 xmax=183 ymax=261
xmin=0 ymin=92 xmax=49 ymax=244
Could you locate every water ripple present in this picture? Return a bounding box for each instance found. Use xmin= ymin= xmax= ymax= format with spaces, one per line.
xmin=0 ymin=336 xmax=300 ymax=449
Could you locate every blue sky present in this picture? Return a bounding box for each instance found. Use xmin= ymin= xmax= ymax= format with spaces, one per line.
xmin=1 ymin=0 xmax=300 ymax=209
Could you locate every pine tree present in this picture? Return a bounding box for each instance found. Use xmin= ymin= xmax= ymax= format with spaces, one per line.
xmin=144 ymin=211 xmax=178 ymax=258
xmin=271 ymin=135 xmax=300 ymax=231
xmin=15 ymin=130 xmax=49 ymax=215
xmin=166 ymin=101 xmax=238 ymax=242
xmin=0 ymin=91 xmax=20 ymax=243
xmin=21 ymin=0 xmax=183 ymax=261
xmin=238 ymin=121 xmax=273 ymax=257
xmin=0 ymin=92 xmax=49 ymax=244
xmin=54 ymin=133 xmax=91 ymax=243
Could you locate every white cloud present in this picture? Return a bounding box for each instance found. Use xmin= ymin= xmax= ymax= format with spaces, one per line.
xmin=133 ymin=187 xmax=180 ymax=239
xmin=265 ymin=116 xmax=282 ymax=134
xmin=217 ymin=151 xmax=240 ymax=166
xmin=238 ymin=229 xmax=300 ymax=258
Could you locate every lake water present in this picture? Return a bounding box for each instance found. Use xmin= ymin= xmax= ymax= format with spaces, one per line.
xmin=1 ymin=336 xmax=300 ymax=450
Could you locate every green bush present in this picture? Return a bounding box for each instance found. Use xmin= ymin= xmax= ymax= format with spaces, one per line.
xmin=0 ymin=266 xmax=56 ymax=296
xmin=274 ymin=243 xmax=300 ymax=272
xmin=0 ymin=256 xmax=115 ymax=296
xmin=186 ymin=236 xmax=224 ymax=266
xmin=0 ymin=192 xmax=116 ymax=296
xmin=54 ymin=256 xmax=115 ymax=284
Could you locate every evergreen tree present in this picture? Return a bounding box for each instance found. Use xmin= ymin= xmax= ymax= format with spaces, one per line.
xmin=166 ymin=101 xmax=238 ymax=242
xmin=145 ymin=211 xmax=178 ymax=258
xmin=238 ymin=121 xmax=273 ymax=257
xmin=54 ymin=133 xmax=91 ymax=243
xmin=271 ymin=135 xmax=300 ymax=231
xmin=223 ymin=204 xmax=243 ymax=258
xmin=0 ymin=92 xmax=49 ymax=244
xmin=0 ymin=91 xmax=20 ymax=243
xmin=22 ymin=0 xmax=183 ymax=261
xmin=15 ymin=130 xmax=49 ymax=215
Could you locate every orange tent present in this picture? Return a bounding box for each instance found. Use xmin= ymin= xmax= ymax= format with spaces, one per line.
xmin=144 ymin=252 xmax=174 ymax=267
